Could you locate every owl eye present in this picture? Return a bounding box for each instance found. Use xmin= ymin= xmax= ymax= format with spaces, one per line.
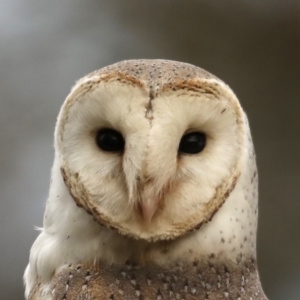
xmin=96 ymin=129 xmax=125 ymax=152
xmin=179 ymin=132 xmax=206 ymax=154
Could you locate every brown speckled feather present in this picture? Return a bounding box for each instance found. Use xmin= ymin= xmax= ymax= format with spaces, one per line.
xmin=31 ymin=259 xmax=266 ymax=300
xmin=85 ymin=59 xmax=219 ymax=97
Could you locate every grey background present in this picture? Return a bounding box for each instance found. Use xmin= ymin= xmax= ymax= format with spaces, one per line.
xmin=1 ymin=1 xmax=299 ymax=299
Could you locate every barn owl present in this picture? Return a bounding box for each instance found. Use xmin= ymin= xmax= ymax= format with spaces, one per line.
xmin=24 ymin=59 xmax=268 ymax=300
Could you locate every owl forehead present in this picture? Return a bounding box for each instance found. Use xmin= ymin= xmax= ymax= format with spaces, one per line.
xmin=82 ymin=59 xmax=219 ymax=98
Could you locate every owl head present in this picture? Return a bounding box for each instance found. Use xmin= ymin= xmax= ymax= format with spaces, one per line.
xmin=25 ymin=60 xmax=261 ymax=300
xmin=53 ymin=59 xmax=256 ymax=244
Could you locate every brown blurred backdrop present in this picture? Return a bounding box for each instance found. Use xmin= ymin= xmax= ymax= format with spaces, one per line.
xmin=0 ymin=1 xmax=299 ymax=299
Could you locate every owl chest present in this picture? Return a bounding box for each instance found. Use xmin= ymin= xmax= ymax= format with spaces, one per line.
xmin=32 ymin=262 xmax=266 ymax=300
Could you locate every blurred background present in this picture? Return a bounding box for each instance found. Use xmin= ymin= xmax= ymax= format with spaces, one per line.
xmin=0 ymin=1 xmax=299 ymax=299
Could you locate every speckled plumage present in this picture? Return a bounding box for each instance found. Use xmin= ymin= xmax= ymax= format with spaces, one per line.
xmin=85 ymin=59 xmax=218 ymax=96
xmin=24 ymin=59 xmax=268 ymax=299
xmin=30 ymin=259 xmax=266 ymax=300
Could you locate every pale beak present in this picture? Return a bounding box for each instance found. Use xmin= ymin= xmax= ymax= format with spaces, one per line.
xmin=139 ymin=197 xmax=160 ymax=223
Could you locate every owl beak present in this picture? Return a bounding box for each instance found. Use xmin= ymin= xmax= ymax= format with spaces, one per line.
xmin=140 ymin=198 xmax=159 ymax=223
xmin=136 ymin=176 xmax=166 ymax=223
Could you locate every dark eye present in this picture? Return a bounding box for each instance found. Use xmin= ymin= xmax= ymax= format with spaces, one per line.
xmin=179 ymin=132 xmax=206 ymax=154
xmin=96 ymin=129 xmax=125 ymax=152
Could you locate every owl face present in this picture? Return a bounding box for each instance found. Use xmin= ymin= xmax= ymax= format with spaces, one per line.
xmin=56 ymin=60 xmax=246 ymax=241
